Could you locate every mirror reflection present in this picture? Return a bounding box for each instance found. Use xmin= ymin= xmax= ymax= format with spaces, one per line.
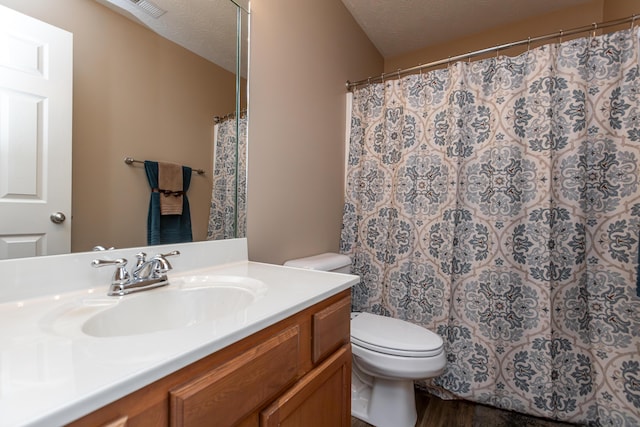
xmin=0 ymin=0 xmax=248 ymax=259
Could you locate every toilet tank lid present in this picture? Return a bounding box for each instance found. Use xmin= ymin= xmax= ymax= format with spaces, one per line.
xmin=284 ymin=253 xmax=351 ymax=271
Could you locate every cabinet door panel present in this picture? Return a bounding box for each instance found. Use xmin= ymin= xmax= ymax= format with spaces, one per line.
xmin=312 ymin=296 xmax=350 ymax=364
xmin=260 ymin=344 xmax=351 ymax=427
xmin=170 ymin=325 xmax=300 ymax=427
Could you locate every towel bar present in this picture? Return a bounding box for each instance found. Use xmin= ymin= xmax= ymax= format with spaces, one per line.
xmin=124 ymin=157 xmax=205 ymax=175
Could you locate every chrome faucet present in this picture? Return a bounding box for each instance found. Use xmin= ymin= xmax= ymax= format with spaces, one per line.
xmin=92 ymin=250 xmax=180 ymax=296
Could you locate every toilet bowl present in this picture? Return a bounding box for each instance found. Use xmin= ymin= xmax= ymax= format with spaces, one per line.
xmin=284 ymin=253 xmax=446 ymax=427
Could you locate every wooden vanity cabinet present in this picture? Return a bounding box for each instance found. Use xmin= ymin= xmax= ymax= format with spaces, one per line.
xmin=66 ymin=289 xmax=351 ymax=427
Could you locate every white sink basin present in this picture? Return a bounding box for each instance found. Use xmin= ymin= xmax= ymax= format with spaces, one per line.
xmin=43 ymin=275 xmax=268 ymax=338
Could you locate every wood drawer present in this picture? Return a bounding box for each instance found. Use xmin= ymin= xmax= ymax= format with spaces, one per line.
xmin=260 ymin=344 xmax=352 ymax=427
xmin=170 ymin=325 xmax=300 ymax=427
xmin=312 ymin=296 xmax=350 ymax=364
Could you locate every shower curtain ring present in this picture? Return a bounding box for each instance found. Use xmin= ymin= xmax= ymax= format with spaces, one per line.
xmin=559 ymin=29 xmax=564 ymax=44
xmin=527 ymin=37 xmax=531 ymax=52
xmin=397 ymin=69 xmax=401 ymax=80
xmin=591 ymin=22 xmax=598 ymax=38
xmin=632 ymin=15 xmax=637 ymax=30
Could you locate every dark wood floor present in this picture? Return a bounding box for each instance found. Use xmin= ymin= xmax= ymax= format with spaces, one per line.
xmin=351 ymin=390 xmax=580 ymax=427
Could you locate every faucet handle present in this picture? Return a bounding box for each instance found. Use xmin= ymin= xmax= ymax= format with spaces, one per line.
xmin=91 ymin=258 xmax=130 ymax=285
xmin=158 ymin=250 xmax=180 ymax=258
xmin=151 ymin=250 xmax=180 ymax=275
xmin=91 ymin=258 xmax=127 ymax=268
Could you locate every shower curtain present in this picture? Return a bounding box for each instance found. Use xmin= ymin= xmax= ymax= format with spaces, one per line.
xmin=341 ymin=28 xmax=640 ymax=425
xmin=207 ymin=115 xmax=247 ymax=240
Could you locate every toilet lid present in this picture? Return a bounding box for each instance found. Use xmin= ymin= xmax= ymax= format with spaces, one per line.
xmin=351 ymin=312 xmax=444 ymax=357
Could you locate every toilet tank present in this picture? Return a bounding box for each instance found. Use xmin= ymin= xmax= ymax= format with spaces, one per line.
xmin=284 ymin=253 xmax=352 ymax=274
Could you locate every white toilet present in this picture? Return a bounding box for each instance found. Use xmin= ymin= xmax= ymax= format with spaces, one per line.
xmin=284 ymin=253 xmax=446 ymax=427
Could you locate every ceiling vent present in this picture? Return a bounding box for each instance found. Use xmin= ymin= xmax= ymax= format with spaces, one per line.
xmin=128 ymin=0 xmax=166 ymax=19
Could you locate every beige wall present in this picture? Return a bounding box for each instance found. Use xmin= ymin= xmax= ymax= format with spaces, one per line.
xmin=0 ymin=0 xmax=236 ymax=252
xmin=385 ymin=0 xmax=640 ymax=73
xmin=603 ymin=0 xmax=640 ymax=26
xmin=247 ymin=0 xmax=383 ymax=264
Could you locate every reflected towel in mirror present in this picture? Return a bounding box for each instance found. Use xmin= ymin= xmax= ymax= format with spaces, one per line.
xmin=144 ymin=161 xmax=193 ymax=245
xmin=158 ymin=161 xmax=184 ymax=215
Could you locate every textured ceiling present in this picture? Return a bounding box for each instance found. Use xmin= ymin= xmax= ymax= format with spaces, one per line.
xmin=94 ymin=0 xmax=248 ymax=74
xmin=340 ymin=0 xmax=594 ymax=58
xmin=98 ymin=0 xmax=597 ymax=71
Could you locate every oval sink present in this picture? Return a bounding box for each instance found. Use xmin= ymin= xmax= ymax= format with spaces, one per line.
xmin=81 ymin=276 xmax=266 ymax=338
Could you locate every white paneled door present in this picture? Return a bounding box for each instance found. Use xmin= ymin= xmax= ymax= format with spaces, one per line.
xmin=0 ymin=4 xmax=72 ymax=259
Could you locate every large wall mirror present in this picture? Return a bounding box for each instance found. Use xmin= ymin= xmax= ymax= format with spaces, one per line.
xmin=0 ymin=0 xmax=249 ymax=259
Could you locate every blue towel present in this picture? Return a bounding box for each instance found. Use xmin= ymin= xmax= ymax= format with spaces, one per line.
xmin=144 ymin=161 xmax=193 ymax=245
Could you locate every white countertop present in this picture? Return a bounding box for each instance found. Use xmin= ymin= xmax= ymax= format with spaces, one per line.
xmin=0 ymin=240 xmax=358 ymax=427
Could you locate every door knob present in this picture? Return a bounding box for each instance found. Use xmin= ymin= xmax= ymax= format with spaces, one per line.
xmin=50 ymin=212 xmax=66 ymax=224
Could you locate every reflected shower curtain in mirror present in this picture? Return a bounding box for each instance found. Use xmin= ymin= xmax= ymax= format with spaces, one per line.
xmin=341 ymin=28 xmax=640 ymax=425
xmin=208 ymin=115 xmax=247 ymax=240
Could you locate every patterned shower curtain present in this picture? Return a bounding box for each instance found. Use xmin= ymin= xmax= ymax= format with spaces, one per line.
xmin=207 ymin=115 xmax=247 ymax=240
xmin=341 ymin=28 xmax=640 ymax=425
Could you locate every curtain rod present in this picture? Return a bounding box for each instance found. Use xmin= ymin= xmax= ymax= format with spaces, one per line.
xmin=346 ymin=14 xmax=639 ymax=91
xmin=213 ymin=108 xmax=248 ymax=124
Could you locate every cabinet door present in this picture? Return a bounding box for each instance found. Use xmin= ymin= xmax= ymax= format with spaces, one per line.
xmin=170 ymin=325 xmax=300 ymax=427
xmin=312 ymin=296 xmax=350 ymax=364
xmin=260 ymin=345 xmax=351 ymax=427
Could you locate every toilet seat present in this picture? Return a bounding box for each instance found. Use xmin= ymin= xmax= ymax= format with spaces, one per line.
xmin=351 ymin=312 xmax=444 ymax=357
